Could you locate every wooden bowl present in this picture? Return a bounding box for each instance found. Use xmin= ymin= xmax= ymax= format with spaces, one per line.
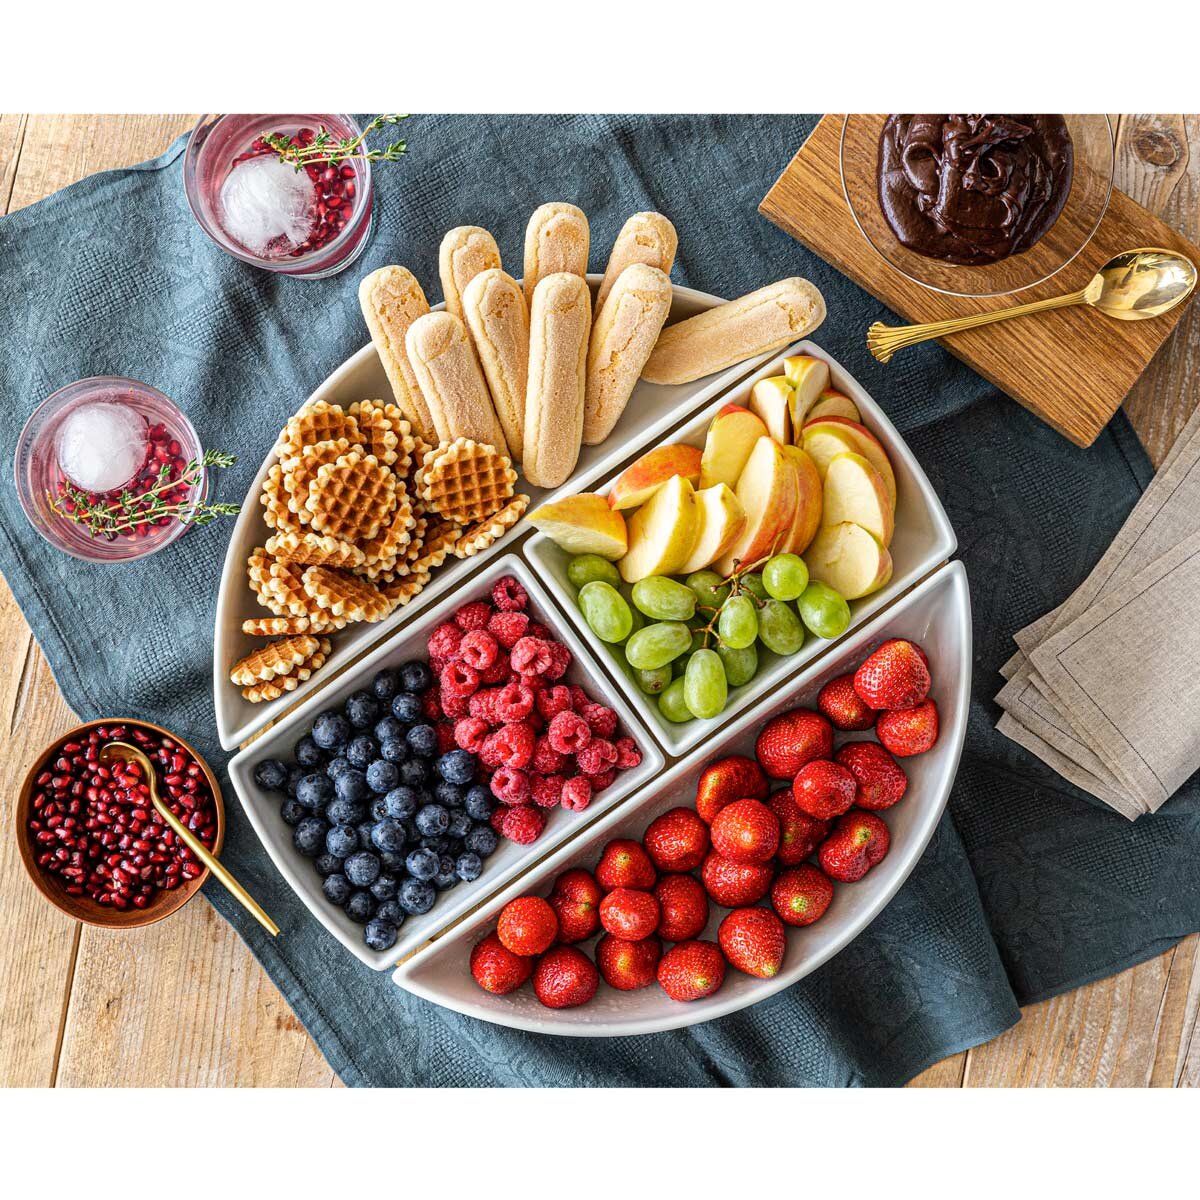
xmin=15 ymin=717 xmax=225 ymax=929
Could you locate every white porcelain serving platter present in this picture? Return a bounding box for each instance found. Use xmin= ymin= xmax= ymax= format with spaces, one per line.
xmin=227 ymin=555 xmax=665 ymax=970
xmin=214 ymin=278 xmax=776 ymax=750
xmin=394 ymin=561 xmax=970 ymax=1035
xmin=525 ymin=341 xmax=957 ymax=756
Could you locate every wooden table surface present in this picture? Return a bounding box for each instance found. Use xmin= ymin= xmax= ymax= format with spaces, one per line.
xmin=1 ymin=115 xmax=1197 ymax=1088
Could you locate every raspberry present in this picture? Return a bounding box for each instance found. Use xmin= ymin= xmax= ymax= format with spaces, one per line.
xmin=579 ymin=702 xmax=618 ymax=738
xmin=548 ymin=710 xmax=592 ymax=754
xmin=440 ymin=660 xmax=480 ymax=698
xmin=454 ymin=601 xmax=492 ymax=632
xmin=614 ymin=736 xmax=642 ymax=769
xmin=531 ymin=774 xmax=566 ymax=808
xmin=500 ymin=804 xmax=545 ymax=845
xmin=544 ymin=641 xmax=572 ymax=681
xmin=440 ymin=688 xmax=471 ymax=719
xmin=492 ymin=575 xmax=529 ymax=612
xmin=537 ymin=685 xmax=574 ymax=722
xmin=490 ymin=804 xmax=509 ymax=834
xmin=577 ymin=737 xmax=618 ymax=776
xmin=532 ymin=734 xmax=568 ymax=774
xmin=459 ymin=629 xmax=499 ymax=671
xmin=427 ymin=621 xmax=464 ymax=661
xmin=489 ymin=721 xmax=535 ymax=769
xmin=491 ymin=766 xmax=531 ymax=804
xmin=422 ymin=686 xmax=442 ymax=720
xmin=511 ymin=636 xmax=556 ymax=677
xmin=479 ymin=655 xmax=510 ymax=684
xmin=469 ymin=688 xmax=504 ymax=723
xmin=487 ymin=610 xmax=529 ymax=649
xmin=568 ymin=685 xmax=591 ymax=712
xmin=495 ymin=680 xmax=535 ymax=722
xmin=560 ymin=775 xmax=593 ymax=812
xmin=590 ymin=768 xmax=617 ymax=791
xmin=435 ymin=722 xmax=457 ymax=754
xmin=454 ymin=717 xmax=490 ymax=754
xmin=479 ymin=730 xmax=512 ymax=770
xmin=526 ymin=621 xmax=552 ymax=641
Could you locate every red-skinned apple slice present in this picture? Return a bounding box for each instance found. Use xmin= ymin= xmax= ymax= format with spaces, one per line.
xmin=618 ymin=474 xmax=700 ymax=582
xmin=807 ymin=389 xmax=860 ymax=423
xmin=783 ymin=355 xmax=830 ymax=433
xmin=528 ymin=493 xmax=629 ymax=559
xmin=748 ymin=376 xmax=793 ymax=445
xmin=677 ymin=483 xmax=746 ymax=575
xmin=804 ymin=522 xmax=893 ymax=599
xmin=698 ymin=404 xmax=768 ymax=491
xmin=715 ymin=436 xmax=798 ymax=576
xmin=607 ymin=444 xmax=702 ymax=511
xmin=802 ymin=416 xmax=897 ymax=508
xmin=822 ymin=452 xmax=894 ymax=547
xmin=780 ymin=443 xmax=823 ymax=555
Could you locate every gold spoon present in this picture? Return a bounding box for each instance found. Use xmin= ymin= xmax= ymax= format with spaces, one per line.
xmin=867 ymin=247 xmax=1197 ymax=363
xmin=100 ymin=741 xmax=279 ymax=936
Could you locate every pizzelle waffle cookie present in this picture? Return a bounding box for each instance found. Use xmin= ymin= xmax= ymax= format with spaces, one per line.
xmin=302 ymin=567 xmax=392 ymax=624
xmin=305 ymin=450 xmax=397 ymax=544
xmin=275 ymin=400 xmax=363 ymax=461
xmin=408 ymin=517 xmax=462 ymax=575
xmin=260 ymin=464 xmax=299 ymax=533
xmin=348 ymin=399 xmax=414 ymax=471
xmin=454 ymin=493 xmax=530 ymax=558
xmin=282 ymin=437 xmax=355 ymax=520
xmin=230 ymin=634 xmax=320 ymax=686
xmin=265 ymin=529 xmax=366 ymax=569
xmin=379 ymin=571 xmax=432 ymax=613
xmin=417 ymin=438 xmax=517 ymax=524
xmin=242 ymin=638 xmax=332 ymax=703
xmin=242 ymin=616 xmax=313 ymax=636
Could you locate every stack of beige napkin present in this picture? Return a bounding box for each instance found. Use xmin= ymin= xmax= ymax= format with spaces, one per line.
xmin=996 ymin=403 xmax=1200 ymax=819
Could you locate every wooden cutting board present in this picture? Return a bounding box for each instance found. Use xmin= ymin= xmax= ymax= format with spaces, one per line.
xmin=760 ymin=115 xmax=1200 ymax=447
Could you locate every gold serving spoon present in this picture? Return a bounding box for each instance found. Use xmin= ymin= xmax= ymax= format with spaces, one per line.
xmin=867 ymin=247 xmax=1197 ymax=363
xmin=100 ymin=741 xmax=279 ymax=936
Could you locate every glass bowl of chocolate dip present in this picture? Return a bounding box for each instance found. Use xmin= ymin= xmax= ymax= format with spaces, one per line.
xmin=840 ymin=114 xmax=1113 ymax=297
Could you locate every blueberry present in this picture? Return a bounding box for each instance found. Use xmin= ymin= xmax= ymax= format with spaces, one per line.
xmin=345 ymin=735 xmax=379 ymax=770
xmin=314 ymin=852 xmax=344 ymax=878
xmin=325 ymin=824 xmax=358 ymax=859
xmin=436 ymin=749 xmax=476 ymax=785
xmin=312 ymin=711 xmax=351 ymax=751
xmin=370 ymin=797 xmax=390 ymax=821
xmin=391 ymin=693 xmax=423 ymax=723
xmin=322 ymin=873 xmax=353 ymax=906
xmin=334 ymin=769 xmax=370 ymax=804
xmin=294 ymin=736 xmax=324 ymax=768
xmin=367 ymin=760 xmax=400 ymax=795
xmin=325 ymin=756 xmax=353 ymax=780
xmin=465 ymin=825 xmax=498 ymax=857
xmin=370 ymin=818 xmax=405 ymax=854
xmin=279 ymin=798 xmax=306 ymax=827
xmin=399 ymin=878 xmax=436 ymax=915
xmin=384 ymin=786 xmax=419 ymax=821
xmin=403 ymin=819 xmax=422 ymax=844
xmin=296 ymin=772 xmax=335 ymax=810
xmin=464 ymin=786 xmax=494 ymax=822
xmin=380 ymin=737 xmax=408 ymax=764
xmin=364 ymin=918 xmax=398 ymax=951
xmin=455 ymin=852 xmax=483 ymax=882
xmin=399 ymin=661 xmax=432 ymax=694
xmin=407 ymin=724 xmax=438 ymax=759
xmin=293 ymin=816 xmax=329 ymax=857
xmin=420 ymin=835 xmax=451 ymax=854
xmin=375 ymin=899 xmax=406 ymax=927
xmin=325 ymin=797 xmax=367 ymax=826
xmin=345 ymin=850 xmax=381 ymax=888
xmin=434 ymin=781 xmax=465 ymax=808
xmin=405 ymin=847 xmax=439 ymax=881
xmin=254 ymin=758 xmax=288 ymax=791
xmin=285 ymin=765 xmax=304 ymax=797
xmin=375 ymin=716 xmax=404 ymax=744
xmin=447 ymin=810 xmax=472 ymax=839
xmin=373 ymin=668 xmax=400 ymax=702
xmin=355 ymin=819 xmax=377 ymax=847
xmin=415 ymin=803 xmax=449 ymax=838
xmin=345 ymin=691 xmax=380 ymax=730
xmin=379 ymin=849 xmax=407 ymax=871
xmin=345 ymin=890 xmax=377 ymax=924
xmin=433 ymin=855 xmax=459 ymax=889
xmin=370 ymin=872 xmax=400 ymax=902
xmin=399 ymin=758 xmax=429 ymax=787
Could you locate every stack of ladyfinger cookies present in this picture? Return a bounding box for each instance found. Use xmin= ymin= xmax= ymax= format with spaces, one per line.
xmin=358 ymin=204 xmax=827 ymax=493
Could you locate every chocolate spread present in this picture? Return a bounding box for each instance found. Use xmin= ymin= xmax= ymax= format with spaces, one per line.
xmin=877 ymin=114 xmax=1073 ymax=266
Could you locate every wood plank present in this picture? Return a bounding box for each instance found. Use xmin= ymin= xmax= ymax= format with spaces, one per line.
xmin=0 ymin=114 xmax=27 ymax=212
xmin=907 ymin=1052 xmax=966 ymax=1087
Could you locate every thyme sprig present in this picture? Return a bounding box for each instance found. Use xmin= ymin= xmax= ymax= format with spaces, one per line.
xmin=263 ymin=114 xmax=409 ymax=170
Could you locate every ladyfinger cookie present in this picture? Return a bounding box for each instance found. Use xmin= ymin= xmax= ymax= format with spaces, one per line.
xmin=641 ymin=277 xmax=827 ymax=386
xmin=583 ymin=263 xmax=672 ymax=445
xmin=358 ymin=266 xmax=437 ymax=441
xmin=523 ymin=273 xmax=591 ymax=488
xmin=438 ymin=226 xmax=502 ymax=321
xmin=461 ymin=268 xmax=530 ymax=461
xmin=594 ymin=211 xmax=678 ymax=315
xmin=405 ymin=311 xmax=510 ymax=457
xmin=523 ymin=202 xmax=589 ymax=304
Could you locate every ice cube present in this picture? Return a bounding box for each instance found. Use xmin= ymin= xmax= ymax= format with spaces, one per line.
xmin=57 ymin=402 xmax=147 ymax=493
xmin=218 ymin=155 xmax=316 ymax=256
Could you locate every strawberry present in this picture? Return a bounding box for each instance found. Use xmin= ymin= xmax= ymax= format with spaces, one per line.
xmin=718 ymin=906 xmax=786 ymax=978
xmin=771 ymin=865 xmax=834 ymax=927
xmin=791 ymin=759 xmax=857 ymax=820
xmin=817 ymin=673 xmax=876 ymax=730
xmin=657 ymin=939 xmax=726 ymax=1002
xmin=701 ymin=852 xmax=773 ymax=907
xmin=470 ymin=932 xmax=533 ymax=994
xmin=548 ymin=867 xmax=602 ymax=943
xmin=755 ymin=709 xmax=833 ymax=780
xmin=599 ymin=887 xmax=661 ymax=941
xmin=710 ymin=798 xmax=780 ymax=864
xmin=835 ymin=741 xmax=908 ymax=810
xmin=876 ymin=699 xmax=939 ymax=757
xmin=654 ymin=873 xmax=710 ymax=942
xmin=853 ymin=639 xmax=931 ymax=710
xmin=768 ymin=790 xmax=831 ymax=865
xmin=595 ymin=838 xmax=657 ymax=891
xmin=597 ymin=933 xmax=662 ymax=990
xmin=694 ymin=754 xmax=769 ymax=824
xmin=818 ymin=811 xmax=890 ymax=882
xmin=496 ymin=895 xmax=558 ymax=956
xmin=643 ymin=806 xmax=711 ymax=872
xmin=533 ymin=945 xmax=599 ymax=1008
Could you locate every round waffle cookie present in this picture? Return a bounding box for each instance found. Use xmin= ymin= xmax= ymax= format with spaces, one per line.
xmin=248 ymin=546 xmax=291 ymax=616
xmin=348 ymin=400 xmax=415 ymax=471
xmin=359 ymin=485 xmax=416 ymax=565
xmin=242 ymin=615 xmax=313 ymax=636
xmin=275 ymin=400 xmax=363 ymax=461
xmin=242 ymin=638 xmax=332 ymax=703
xmin=408 ymin=516 xmax=462 ymax=575
xmin=406 ymin=434 xmax=434 ymax=490
xmin=302 ymin=566 xmax=392 ymax=624
xmin=417 ymin=438 xmax=517 ymax=525
xmin=266 ymin=529 xmax=366 ymax=569
xmin=230 ymin=633 xmax=320 ymax=686
xmin=265 ymin=559 xmax=341 ymax=630
xmin=453 ymin=493 xmax=530 ymax=558
xmin=260 ymin=464 xmax=300 ymax=533
xmin=281 ymin=437 xmax=356 ymax=523
xmin=305 ymin=450 xmax=397 ymax=544
xmin=379 ymin=571 xmax=432 ymax=613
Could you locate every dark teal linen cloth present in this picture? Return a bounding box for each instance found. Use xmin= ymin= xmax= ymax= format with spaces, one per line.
xmin=2 ymin=115 xmax=1197 ymax=1086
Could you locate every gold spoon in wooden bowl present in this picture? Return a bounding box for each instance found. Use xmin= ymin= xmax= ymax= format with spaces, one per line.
xmin=867 ymin=247 xmax=1197 ymax=363
xmin=100 ymin=741 xmax=279 ymax=936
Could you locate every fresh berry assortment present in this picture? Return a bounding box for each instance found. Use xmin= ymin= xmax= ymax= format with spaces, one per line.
xmin=251 ymin=576 xmax=643 ymax=954
xmin=467 ymin=637 xmax=940 ymax=1009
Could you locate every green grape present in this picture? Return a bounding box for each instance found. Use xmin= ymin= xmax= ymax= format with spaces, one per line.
xmin=684 ymin=649 xmax=728 ymax=719
xmin=718 ymin=594 xmax=758 ymax=650
xmin=633 ymin=665 xmax=672 ymax=695
xmin=627 ymin=603 xmax=645 ymax=636
xmin=658 ymin=676 xmax=695 ymax=723
xmin=673 ymin=653 xmax=691 ymax=678
xmin=577 ymin=581 xmax=633 ymax=643
xmin=797 ymin=581 xmax=852 ymax=640
xmin=631 ymin=576 xmax=696 ymax=621
xmin=717 ymin=641 xmax=758 ymax=688
xmin=686 ymin=569 xmax=731 ymax=610
xmin=762 ymin=553 xmax=809 ymax=601
xmin=758 ymin=598 xmax=806 ymax=656
xmin=740 ymin=572 xmax=768 ymax=601
xmin=688 ymin=627 xmax=708 ymax=654
xmin=625 ymin=621 xmax=692 ymax=670
xmin=567 ymin=554 xmax=621 ymax=590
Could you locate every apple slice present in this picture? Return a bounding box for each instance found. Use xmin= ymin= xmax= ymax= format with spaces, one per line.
xmin=748 ymin=376 xmax=793 ymax=444
xmin=783 ymin=355 xmax=830 ymax=433
xmin=608 ymin=444 xmax=702 ymax=510
xmin=677 ymin=484 xmax=746 ymax=574
xmin=528 ymin=493 xmax=628 ymax=559
xmin=804 ymin=522 xmax=893 ymax=600
xmin=618 ymin=474 xmax=700 ymax=582
xmin=781 ymin=443 xmax=823 ymax=555
xmin=822 ymin=452 xmax=894 ymax=547
xmin=802 ymin=416 xmax=896 ymax=508
xmin=715 ymin=436 xmax=798 ymax=575
xmin=698 ymin=404 xmax=768 ymax=490
xmin=807 ymin=389 xmax=860 ymax=423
